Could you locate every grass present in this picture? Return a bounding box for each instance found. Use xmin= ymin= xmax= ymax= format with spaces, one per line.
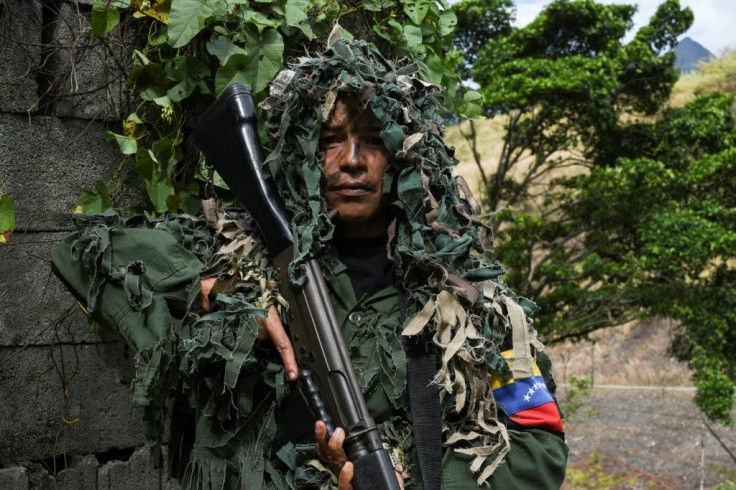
xmin=548 ymin=318 xmax=693 ymax=388
xmin=445 ymin=117 xmax=507 ymax=197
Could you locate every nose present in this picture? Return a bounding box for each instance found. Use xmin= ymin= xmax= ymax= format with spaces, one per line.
xmin=339 ymin=135 xmax=365 ymax=171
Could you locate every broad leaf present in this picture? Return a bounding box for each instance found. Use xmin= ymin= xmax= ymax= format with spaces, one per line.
xmin=215 ymin=28 xmax=283 ymax=94
xmin=106 ymin=131 xmax=137 ymax=155
xmin=131 ymin=0 xmax=171 ymax=23
xmin=242 ymin=10 xmax=280 ymax=31
xmin=404 ymin=0 xmax=429 ymax=24
xmin=403 ymin=25 xmax=423 ymax=49
xmin=439 ymin=9 xmax=457 ymax=36
xmin=147 ymin=179 xmax=176 ymax=213
xmin=80 ymin=181 xmax=112 ymax=214
xmin=463 ymin=90 xmax=481 ymax=102
xmin=207 ymin=35 xmax=247 ymax=65
xmin=91 ymin=0 xmax=120 ymax=37
xmin=285 ymin=0 xmax=313 ymax=39
xmin=94 ymin=180 xmax=113 ymax=210
xmin=135 ymin=147 xmax=158 ymax=181
xmin=0 ymin=194 xmax=14 ymax=244
xmin=364 ymin=0 xmax=396 ymax=12
xmin=168 ymin=0 xmax=222 ymax=48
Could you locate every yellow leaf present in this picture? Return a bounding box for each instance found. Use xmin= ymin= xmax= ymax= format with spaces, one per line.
xmin=122 ymin=119 xmax=137 ymax=138
xmin=131 ymin=0 xmax=171 ymax=24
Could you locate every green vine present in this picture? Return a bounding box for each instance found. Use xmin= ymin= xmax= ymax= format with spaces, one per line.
xmin=0 ymin=181 xmax=14 ymax=243
xmin=86 ymin=0 xmax=466 ymax=215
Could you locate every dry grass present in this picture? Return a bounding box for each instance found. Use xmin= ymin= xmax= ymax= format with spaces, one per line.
xmin=547 ymin=318 xmax=693 ymax=388
xmin=445 ymin=117 xmax=507 ymax=196
xmin=670 ymin=49 xmax=736 ymax=107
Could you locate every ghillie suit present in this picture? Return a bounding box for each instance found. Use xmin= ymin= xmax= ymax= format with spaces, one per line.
xmin=52 ymin=35 xmax=564 ymax=489
xmin=258 ymin=35 xmax=548 ymax=483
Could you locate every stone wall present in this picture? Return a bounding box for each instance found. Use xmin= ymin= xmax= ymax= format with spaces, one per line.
xmin=0 ymin=2 xmax=179 ymax=488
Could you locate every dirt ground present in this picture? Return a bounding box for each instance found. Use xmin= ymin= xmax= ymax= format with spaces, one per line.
xmin=544 ymin=319 xmax=736 ymax=489
xmin=559 ymin=389 xmax=736 ymax=489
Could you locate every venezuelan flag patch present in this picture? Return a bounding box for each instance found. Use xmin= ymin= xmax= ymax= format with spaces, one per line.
xmin=490 ymin=350 xmax=564 ymax=433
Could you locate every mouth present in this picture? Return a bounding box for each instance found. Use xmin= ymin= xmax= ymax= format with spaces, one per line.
xmin=329 ymin=181 xmax=374 ymax=196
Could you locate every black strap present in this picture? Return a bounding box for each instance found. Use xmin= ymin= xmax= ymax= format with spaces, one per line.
xmin=401 ymin=289 xmax=442 ymax=490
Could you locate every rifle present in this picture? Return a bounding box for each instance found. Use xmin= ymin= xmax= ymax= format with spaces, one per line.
xmin=193 ymin=83 xmax=401 ymax=490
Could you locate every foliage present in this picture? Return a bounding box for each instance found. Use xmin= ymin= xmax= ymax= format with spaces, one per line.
xmin=455 ymin=0 xmax=736 ymax=423
xmin=561 ymin=374 xmax=592 ymax=419
xmin=88 ymin=0 xmax=463 ymax=215
xmin=565 ymin=450 xmax=623 ymax=488
xmin=451 ymin=0 xmax=513 ymax=78
xmin=0 ymin=183 xmax=14 ymax=244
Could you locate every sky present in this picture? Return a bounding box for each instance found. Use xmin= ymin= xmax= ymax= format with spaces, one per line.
xmin=513 ymin=0 xmax=736 ymax=55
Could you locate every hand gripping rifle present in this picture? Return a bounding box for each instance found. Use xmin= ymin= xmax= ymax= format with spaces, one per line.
xmin=193 ymin=83 xmax=401 ymax=490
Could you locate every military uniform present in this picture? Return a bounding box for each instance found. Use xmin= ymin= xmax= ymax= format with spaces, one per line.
xmin=53 ymin=213 xmax=567 ymax=488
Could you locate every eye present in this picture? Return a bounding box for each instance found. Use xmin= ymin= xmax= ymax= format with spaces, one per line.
xmin=365 ymin=136 xmax=385 ymax=147
xmin=319 ymin=136 xmax=342 ymax=148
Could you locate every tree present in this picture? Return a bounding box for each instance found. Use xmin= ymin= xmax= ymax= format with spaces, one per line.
xmin=454 ymin=0 xmax=736 ymax=424
xmin=452 ymin=0 xmax=514 ymax=78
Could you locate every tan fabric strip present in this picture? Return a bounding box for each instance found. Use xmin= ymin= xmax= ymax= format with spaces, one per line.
xmin=446 ymin=273 xmax=480 ymax=305
xmin=402 ymin=295 xmax=436 ymax=336
xmin=504 ymin=295 xmax=534 ymax=379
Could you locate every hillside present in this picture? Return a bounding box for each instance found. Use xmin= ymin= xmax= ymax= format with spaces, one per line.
xmin=670 ymin=48 xmax=736 ymax=107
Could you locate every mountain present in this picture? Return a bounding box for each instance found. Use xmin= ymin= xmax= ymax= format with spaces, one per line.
xmin=674 ymin=37 xmax=714 ymax=73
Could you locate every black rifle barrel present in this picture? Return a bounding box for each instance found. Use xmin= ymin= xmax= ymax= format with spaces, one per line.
xmin=193 ymin=83 xmax=400 ymax=490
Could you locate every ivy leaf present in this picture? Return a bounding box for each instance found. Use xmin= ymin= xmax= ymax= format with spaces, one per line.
xmin=403 ymin=0 xmax=429 ymax=24
xmin=147 ymin=179 xmax=176 ymax=213
xmin=463 ymin=90 xmax=482 ymax=102
xmin=206 ymin=35 xmax=247 ymax=65
xmin=241 ymin=10 xmax=281 ymax=31
xmin=91 ymin=0 xmax=120 ymax=37
xmin=0 ymin=193 xmax=15 ymax=244
xmin=168 ymin=0 xmax=222 ymax=48
xmin=364 ymin=0 xmax=395 ymax=12
xmin=131 ymin=0 xmax=171 ymax=24
xmin=215 ymin=27 xmax=283 ymax=94
xmin=95 ymin=180 xmax=113 ymax=209
xmin=106 ymin=130 xmax=137 ymax=155
xmin=134 ymin=147 xmax=158 ymax=182
xmin=460 ymin=102 xmax=482 ymax=119
xmin=285 ymin=0 xmax=313 ymax=39
xmin=403 ymin=25 xmax=423 ymax=49
xmin=439 ymin=9 xmax=457 ymax=36
xmin=127 ymin=62 xmax=170 ymax=101
xmin=80 ymin=181 xmax=112 ymax=214
xmin=417 ymin=54 xmax=443 ymax=84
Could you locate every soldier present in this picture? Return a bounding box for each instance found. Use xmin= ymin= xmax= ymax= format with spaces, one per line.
xmin=53 ymin=37 xmax=568 ymax=489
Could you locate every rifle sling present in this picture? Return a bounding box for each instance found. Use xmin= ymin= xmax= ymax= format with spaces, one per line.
xmin=401 ymin=288 xmax=443 ymax=490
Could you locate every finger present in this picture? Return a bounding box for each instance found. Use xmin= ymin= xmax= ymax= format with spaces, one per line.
xmin=395 ymin=471 xmax=405 ymax=489
xmin=315 ymin=420 xmax=328 ymax=443
xmin=328 ymin=427 xmax=345 ymax=455
xmin=262 ymin=306 xmax=298 ymax=381
xmin=337 ymin=461 xmax=354 ymax=490
xmin=199 ymin=277 xmax=217 ymax=312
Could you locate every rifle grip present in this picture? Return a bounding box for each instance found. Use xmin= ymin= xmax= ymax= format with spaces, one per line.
xmin=300 ymin=368 xmax=335 ymax=438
